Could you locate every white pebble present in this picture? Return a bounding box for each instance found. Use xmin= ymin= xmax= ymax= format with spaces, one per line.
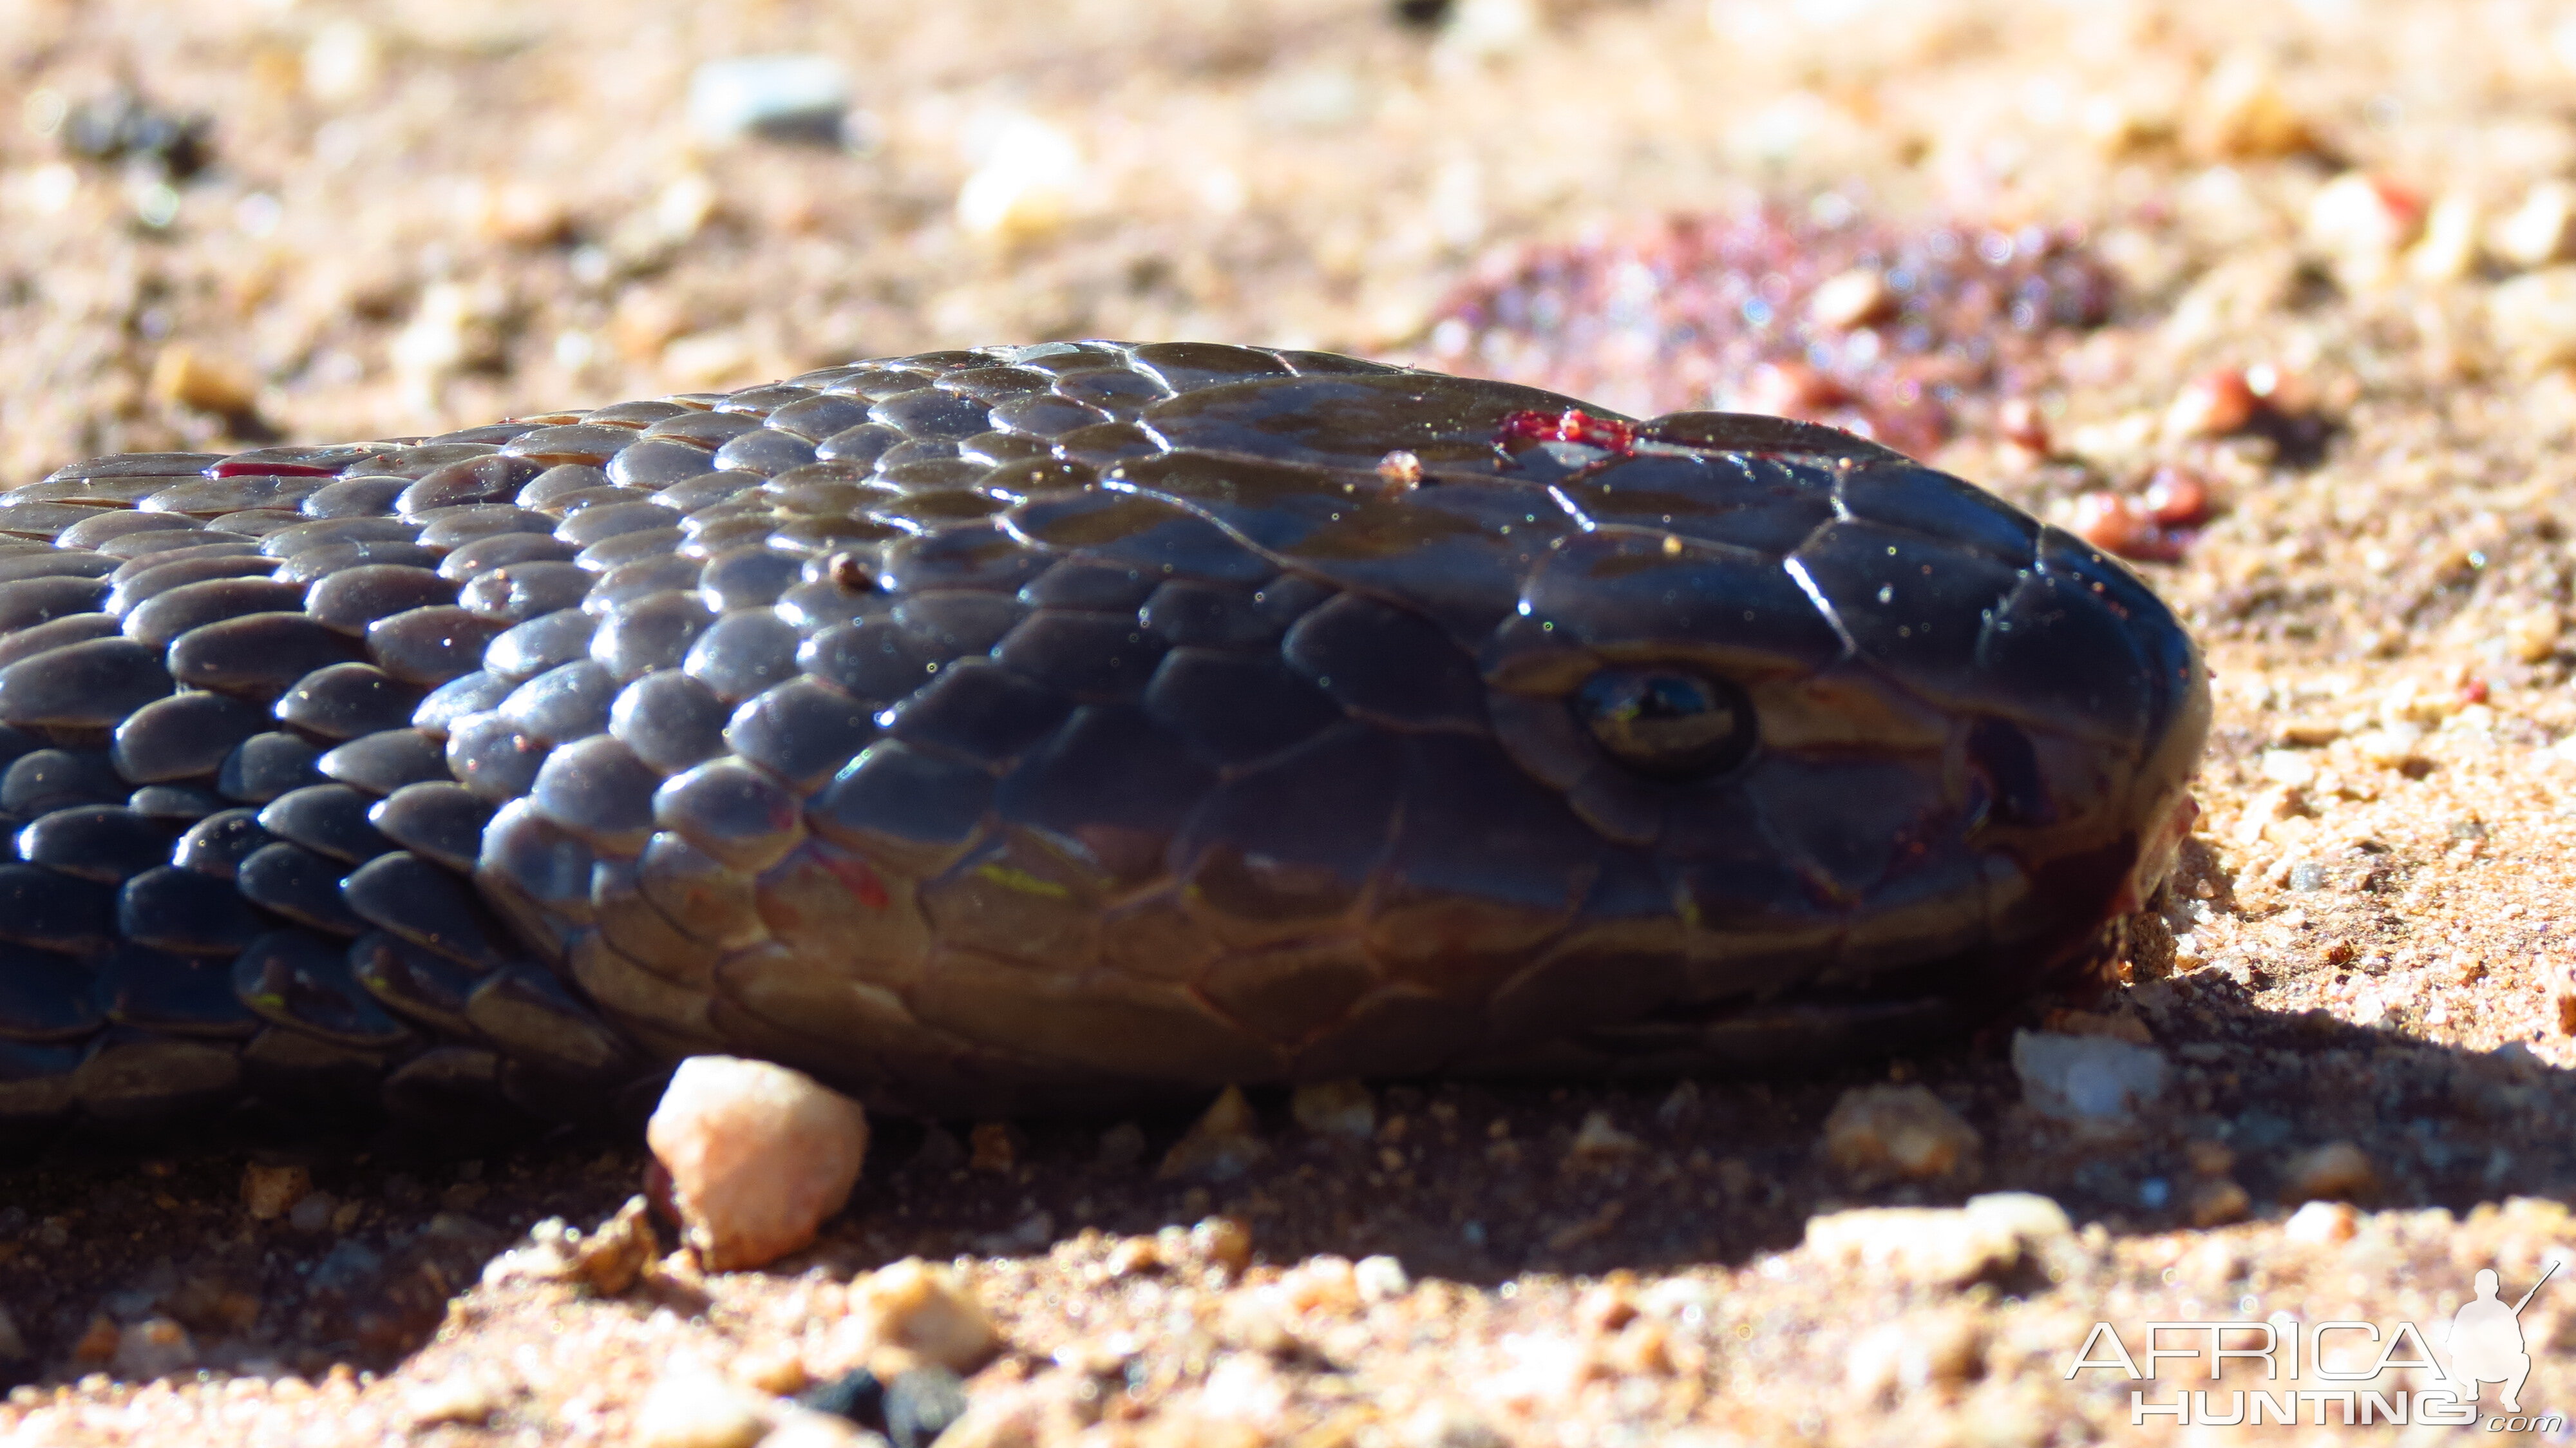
xmin=2011 ymin=1030 xmax=2169 ymax=1123
xmin=688 ymin=55 xmax=851 ymax=146
xmin=1804 ymin=1192 xmax=2074 ymax=1289
xmin=634 ymin=1369 xmax=772 ymax=1448
xmin=956 ymin=116 xmax=1081 ymax=243
xmin=646 ymin=1055 xmax=869 ymax=1271
xmin=1354 ymin=1254 xmax=1412 ymax=1303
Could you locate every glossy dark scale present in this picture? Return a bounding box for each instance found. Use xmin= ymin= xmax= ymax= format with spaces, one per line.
xmin=0 ymin=343 xmax=2207 ymax=1138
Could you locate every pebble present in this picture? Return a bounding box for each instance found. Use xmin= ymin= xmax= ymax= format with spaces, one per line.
xmin=287 ymin=1190 xmax=339 ymax=1234
xmin=1803 ymin=1192 xmax=2075 ymax=1288
xmin=301 ymin=20 xmax=384 ymax=105
xmin=149 ymin=345 xmax=258 ymax=418
xmin=837 ymin=1259 xmax=998 ymax=1374
xmin=1288 ymin=1078 xmax=1376 ymax=1139
xmin=645 ymin=1055 xmax=870 ymax=1272
xmin=2491 ymin=267 xmax=2576 ymax=373
xmin=955 ymin=116 xmax=1082 ymax=243
xmin=402 ymin=1369 xmax=509 ymax=1428
xmin=1354 ymin=1254 xmax=1412 ymax=1303
xmin=2304 ymin=172 xmax=2425 ymax=289
xmin=634 ymin=1369 xmax=772 ymax=1448
xmin=882 ymin=1367 xmax=969 ymax=1448
xmin=240 ymin=1161 xmax=312 ymax=1221
xmin=2283 ymin=1198 xmax=2362 ymax=1246
xmin=1158 ymin=1085 xmax=1270 ymax=1181
xmin=1846 ymin=1313 xmax=1984 ymax=1403
xmin=2407 ymin=195 xmax=2483 ymax=284
xmin=2185 ymin=1177 xmax=2253 ymax=1227
xmin=2010 ymin=1030 xmax=2168 ymax=1123
xmin=2278 ymin=1140 xmax=2377 ymax=1204
xmin=2496 ymin=180 xmax=2576 ymax=269
xmin=2188 ymin=52 xmax=2315 ymax=159
xmin=762 ymin=1408 xmax=889 ymax=1448
xmin=570 ymin=1196 xmax=659 ymax=1295
xmin=110 ymin=1317 xmax=195 ymax=1378
xmin=1806 ymin=268 xmax=1891 ymax=330
xmin=1819 ymin=1083 xmax=1982 ymax=1186
xmin=0 ymin=1304 xmax=23 ymax=1364
xmin=2163 ymin=367 xmax=2258 ymax=439
xmin=1564 ymin=1110 xmax=1643 ymax=1162
xmin=688 ymin=55 xmax=853 ymax=147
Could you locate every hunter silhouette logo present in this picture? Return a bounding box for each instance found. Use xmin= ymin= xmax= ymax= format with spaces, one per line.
xmin=2447 ymin=1262 xmax=2555 ymax=1415
xmin=2065 ymin=1257 xmax=2568 ymax=1429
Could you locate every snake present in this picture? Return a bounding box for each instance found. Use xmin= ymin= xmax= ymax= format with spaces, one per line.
xmin=0 ymin=342 xmax=2207 ymax=1141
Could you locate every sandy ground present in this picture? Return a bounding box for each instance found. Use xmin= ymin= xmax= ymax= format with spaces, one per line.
xmin=12 ymin=0 xmax=2576 ymax=1442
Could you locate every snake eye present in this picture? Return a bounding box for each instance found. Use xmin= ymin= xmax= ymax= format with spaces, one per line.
xmin=1571 ymin=667 xmax=1757 ymax=777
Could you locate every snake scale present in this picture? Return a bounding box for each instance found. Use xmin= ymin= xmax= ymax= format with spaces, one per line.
xmin=0 ymin=342 xmax=2206 ymax=1143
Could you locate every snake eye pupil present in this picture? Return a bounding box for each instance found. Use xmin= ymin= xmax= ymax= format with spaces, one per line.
xmin=1572 ymin=668 xmax=1757 ymax=777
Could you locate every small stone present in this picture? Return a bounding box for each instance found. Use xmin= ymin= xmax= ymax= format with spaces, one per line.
xmin=2506 ymin=607 xmax=2563 ymax=663
xmin=150 ymin=345 xmax=258 ymax=417
xmin=1803 ymin=1193 xmax=2072 ymax=1288
xmin=688 ymin=55 xmax=852 ymax=147
xmin=799 ymin=1367 xmax=885 ymax=1425
xmin=404 ymin=1369 xmax=508 ymax=1428
xmin=1402 ymin=1401 xmax=1510 ymax=1448
xmin=1278 ymin=1257 xmax=1363 ymax=1315
xmin=1806 ymin=268 xmax=1891 ymax=330
xmin=955 ymin=116 xmax=1081 ymax=244
xmin=241 ymin=1161 xmax=311 ymax=1221
xmin=1218 ymin=1294 xmax=1300 ymax=1357
xmin=1566 ymin=1110 xmax=1643 ymax=1162
xmin=634 ymin=1369 xmax=772 ymax=1448
xmin=2496 ymin=180 xmax=2576 ymax=269
xmin=1354 ymin=1254 xmax=1412 ymax=1302
xmin=2280 ymin=1141 xmax=2377 ymax=1204
xmin=2283 ymin=1198 xmax=2362 ymax=1245
xmin=2011 ymin=1031 xmax=2168 ymax=1123
xmin=1289 ymin=1078 xmax=1376 ymax=1139
xmin=967 ymin=1122 xmax=1017 ymax=1174
xmin=288 ymin=1190 xmax=338 ymax=1233
xmin=1191 ymin=1215 xmax=1255 ymax=1276
xmin=1159 ymin=1085 xmax=1270 ymax=1181
xmin=1106 ymin=1237 xmax=1161 ymax=1277
xmin=2305 ymin=172 xmax=2426 ymax=289
xmin=111 ymin=1317 xmax=195 ymax=1377
xmin=70 ymin=1313 xmax=118 ymax=1364
xmin=646 ymin=1055 xmax=870 ymax=1272
xmin=2164 ymin=367 xmax=2258 ymax=439
xmin=884 ymin=1366 xmax=970 ymax=1448
xmin=0 ymin=1304 xmax=23 ymax=1363
xmin=841 ymin=1259 xmax=998 ymax=1373
xmin=2184 ymin=1139 xmax=2236 ymax=1176
xmin=1846 ymin=1313 xmax=1984 ymax=1403
xmin=471 ymin=179 xmax=574 ymax=247
xmin=1820 ymin=1084 xmax=1982 ymax=1186
xmin=2189 ymin=52 xmax=2315 ymax=159
xmin=391 ymin=280 xmax=509 ymax=383
xmin=2185 ymin=1178 xmax=2252 ymax=1228
xmin=571 ymin=1196 xmax=658 ymax=1295
xmin=301 ymin=20 xmax=384 ymax=105
xmin=736 ymin=1343 xmax=810 ymax=1396
xmin=2407 ymin=195 xmax=2483 ymax=284
xmin=762 ymin=1409 xmax=886 ymax=1448
xmin=2490 ymin=265 xmax=2576 ymax=374
xmin=2257 ymin=748 xmax=2317 ymax=788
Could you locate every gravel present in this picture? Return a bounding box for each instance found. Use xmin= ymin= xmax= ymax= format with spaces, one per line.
xmin=10 ymin=0 xmax=2576 ymax=1442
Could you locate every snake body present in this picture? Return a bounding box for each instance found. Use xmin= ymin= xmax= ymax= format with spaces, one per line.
xmin=0 ymin=343 xmax=2206 ymax=1138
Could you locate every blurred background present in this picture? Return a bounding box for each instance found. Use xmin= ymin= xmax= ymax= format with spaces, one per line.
xmin=7 ymin=0 xmax=2572 ymax=490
